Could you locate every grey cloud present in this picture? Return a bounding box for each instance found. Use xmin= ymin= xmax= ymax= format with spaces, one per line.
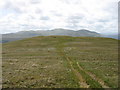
xmin=104 ymin=2 xmax=117 ymax=13
xmin=30 ymin=0 xmax=41 ymax=4
xmin=98 ymin=19 xmax=109 ymax=23
xmin=65 ymin=15 xmax=85 ymax=29
xmin=61 ymin=0 xmax=80 ymax=4
xmin=66 ymin=15 xmax=84 ymax=25
xmin=51 ymin=11 xmax=63 ymax=16
xmin=40 ymin=16 xmax=50 ymax=20
xmin=35 ymin=9 xmax=42 ymax=14
xmin=3 ymin=1 xmax=22 ymax=14
xmin=21 ymin=25 xmax=51 ymax=30
xmin=19 ymin=24 xmax=39 ymax=30
xmin=69 ymin=15 xmax=83 ymax=20
xmin=10 ymin=7 xmax=22 ymax=14
xmin=65 ymin=24 xmax=78 ymax=29
xmin=68 ymin=19 xmax=79 ymax=24
xmin=96 ymin=25 xmax=104 ymax=29
xmin=54 ymin=13 xmax=62 ymax=16
xmin=0 ymin=0 xmax=118 ymax=34
xmin=37 ymin=26 xmax=51 ymax=30
xmin=61 ymin=0 xmax=70 ymax=4
xmin=29 ymin=15 xmax=36 ymax=20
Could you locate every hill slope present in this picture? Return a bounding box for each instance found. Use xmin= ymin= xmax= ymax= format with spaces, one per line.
xmin=2 ymin=29 xmax=101 ymax=43
xmin=2 ymin=36 xmax=118 ymax=88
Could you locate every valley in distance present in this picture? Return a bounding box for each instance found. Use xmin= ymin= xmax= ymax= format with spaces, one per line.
xmin=2 ymin=28 xmax=118 ymax=88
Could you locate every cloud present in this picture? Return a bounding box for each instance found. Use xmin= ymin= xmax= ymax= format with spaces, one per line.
xmin=0 ymin=0 xmax=119 ymax=34
xmin=40 ymin=16 xmax=50 ymax=20
xmin=30 ymin=0 xmax=41 ymax=4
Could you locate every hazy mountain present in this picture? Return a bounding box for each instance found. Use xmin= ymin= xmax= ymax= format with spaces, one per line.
xmin=101 ymin=34 xmax=119 ymax=40
xmin=2 ymin=28 xmax=101 ymax=43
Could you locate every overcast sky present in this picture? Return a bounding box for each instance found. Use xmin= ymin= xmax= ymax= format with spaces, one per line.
xmin=0 ymin=0 xmax=119 ymax=34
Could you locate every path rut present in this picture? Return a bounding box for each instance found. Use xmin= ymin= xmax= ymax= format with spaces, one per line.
xmin=57 ymin=47 xmax=89 ymax=88
xmin=77 ymin=62 xmax=109 ymax=88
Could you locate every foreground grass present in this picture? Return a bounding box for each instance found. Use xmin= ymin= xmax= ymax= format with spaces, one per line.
xmin=2 ymin=36 xmax=118 ymax=88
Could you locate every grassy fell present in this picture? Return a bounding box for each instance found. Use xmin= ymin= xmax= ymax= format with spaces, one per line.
xmin=2 ymin=36 xmax=118 ymax=88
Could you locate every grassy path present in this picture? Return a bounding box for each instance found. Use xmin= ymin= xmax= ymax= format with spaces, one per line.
xmin=66 ymin=56 xmax=89 ymax=88
xmin=55 ymin=39 xmax=89 ymax=88
xmin=59 ymin=49 xmax=89 ymax=88
xmin=76 ymin=62 xmax=109 ymax=88
xmin=56 ymin=38 xmax=109 ymax=88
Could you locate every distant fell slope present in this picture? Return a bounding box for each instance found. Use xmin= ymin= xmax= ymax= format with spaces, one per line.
xmin=2 ymin=28 xmax=101 ymax=43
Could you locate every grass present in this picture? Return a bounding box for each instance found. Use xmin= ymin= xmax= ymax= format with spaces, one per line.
xmin=71 ymin=61 xmax=102 ymax=88
xmin=2 ymin=36 xmax=118 ymax=88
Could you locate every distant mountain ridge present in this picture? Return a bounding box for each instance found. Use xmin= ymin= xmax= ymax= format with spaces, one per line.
xmin=101 ymin=34 xmax=119 ymax=40
xmin=2 ymin=28 xmax=101 ymax=43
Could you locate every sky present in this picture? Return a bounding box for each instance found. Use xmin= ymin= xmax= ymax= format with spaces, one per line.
xmin=0 ymin=0 xmax=119 ymax=34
